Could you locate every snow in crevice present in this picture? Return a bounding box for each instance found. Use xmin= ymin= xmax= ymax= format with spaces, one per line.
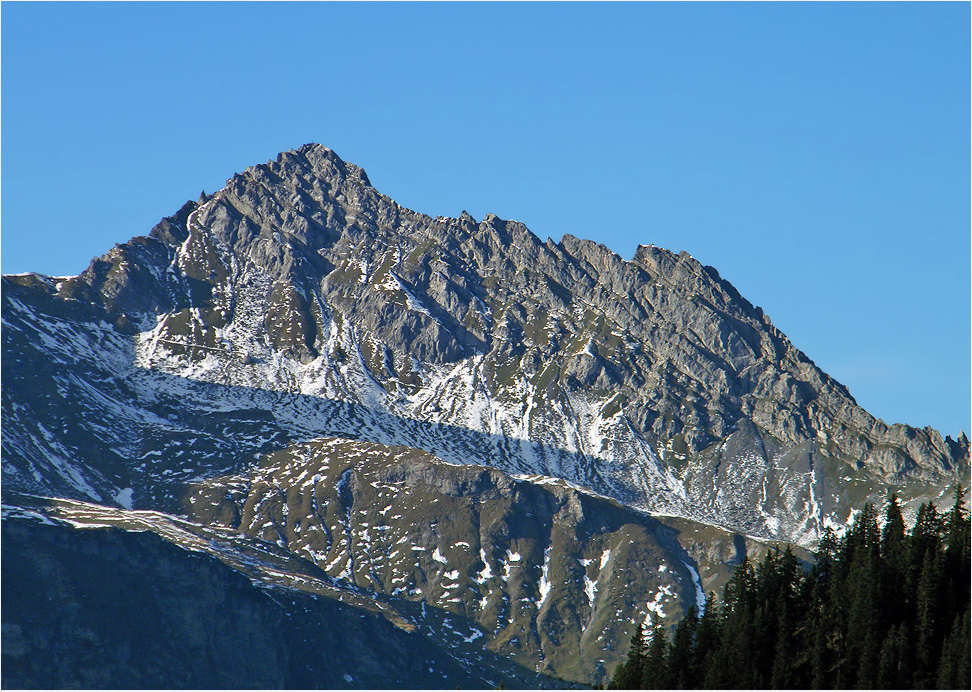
xmin=681 ymin=560 xmax=706 ymax=614
xmin=475 ymin=549 xmax=494 ymax=584
xmin=389 ymin=271 xmax=440 ymax=324
xmin=537 ymin=546 xmax=552 ymax=608
xmin=583 ymin=575 xmax=597 ymax=610
xmin=599 ymin=549 xmax=612 ymax=570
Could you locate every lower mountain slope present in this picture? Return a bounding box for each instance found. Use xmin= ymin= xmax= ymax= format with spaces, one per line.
xmin=3 ymin=438 xmax=802 ymax=686
xmin=1 ymin=510 xmax=552 ymax=689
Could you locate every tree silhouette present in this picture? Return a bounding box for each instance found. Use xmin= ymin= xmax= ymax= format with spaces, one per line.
xmin=608 ymin=491 xmax=970 ymax=689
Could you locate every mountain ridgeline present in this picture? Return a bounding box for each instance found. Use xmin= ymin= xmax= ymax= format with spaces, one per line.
xmin=2 ymin=143 xmax=968 ymax=687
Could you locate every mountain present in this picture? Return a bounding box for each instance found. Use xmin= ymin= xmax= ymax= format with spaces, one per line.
xmin=2 ymin=143 xmax=967 ymax=687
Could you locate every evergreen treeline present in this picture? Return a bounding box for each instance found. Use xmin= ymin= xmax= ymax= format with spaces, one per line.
xmin=610 ymin=491 xmax=971 ymax=689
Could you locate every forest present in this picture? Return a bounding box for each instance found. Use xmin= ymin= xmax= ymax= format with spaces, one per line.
xmin=609 ymin=491 xmax=971 ymax=689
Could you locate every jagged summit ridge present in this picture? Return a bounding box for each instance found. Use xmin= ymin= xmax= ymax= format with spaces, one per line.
xmin=3 ymin=143 xmax=968 ymax=547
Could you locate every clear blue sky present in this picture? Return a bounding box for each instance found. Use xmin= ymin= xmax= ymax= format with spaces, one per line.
xmin=3 ymin=2 xmax=969 ymax=437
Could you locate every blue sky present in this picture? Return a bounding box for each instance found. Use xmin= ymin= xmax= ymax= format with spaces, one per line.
xmin=3 ymin=2 xmax=969 ymax=436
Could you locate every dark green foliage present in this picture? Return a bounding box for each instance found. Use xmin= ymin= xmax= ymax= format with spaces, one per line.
xmin=642 ymin=625 xmax=669 ymax=689
xmin=609 ymin=624 xmax=646 ymax=689
xmin=666 ymin=607 xmax=698 ymax=689
xmin=609 ymin=490 xmax=971 ymax=689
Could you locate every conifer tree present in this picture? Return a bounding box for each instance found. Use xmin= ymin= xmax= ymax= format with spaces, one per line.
xmin=609 ymin=625 xmax=646 ymax=689
xmin=691 ymin=593 xmax=719 ymax=686
xmin=882 ymin=493 xmax=907 ymax=557
xmin=809 ymin=608 xmax=831 ymax=689
xmin=894 ymin=622 xmax=915 ymax=689
xmin=770 ymin=600 xmax=795 ymax=689
xmin=606 ymin=492 xmax=970 ymax=690
xmin=641 ymin=624 xmax=669 ymax=689
xmin=935 ymin=612 xmax=967 ymax=689
xmin=914 ymin=549 xmax=943 ymax=685
xmin=876 ymin=624 xmax=899 ymax=689
xmin=665 ymin=607 xmax=697 ymax=689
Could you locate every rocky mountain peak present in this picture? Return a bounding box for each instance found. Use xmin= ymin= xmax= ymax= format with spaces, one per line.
xmin=2 ymin=142 xmax=968 ymax=688
xmin=4 ymin=143 xmax=968 ymax=543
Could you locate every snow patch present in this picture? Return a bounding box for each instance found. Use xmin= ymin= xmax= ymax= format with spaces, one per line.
xmin=583 ymin=575 xmax=597 ymax=609
xmin=114 ymin=488 xmax=134 ymax=510
xmin=463 ymin=628 xmax=484 ymax=644
xmin=475 ymin=549 xmax=494 ymax=584
xmin=681 ymin=560 xmax=706 ymax=614
xmin=643 ymin=583 xmax=675 ymax=627
xmin=537 ymin=546 xmax=552 ymax=608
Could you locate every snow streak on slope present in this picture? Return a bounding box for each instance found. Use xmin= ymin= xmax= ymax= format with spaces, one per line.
xmin=124 ymin=254 xmax=692 ymax=519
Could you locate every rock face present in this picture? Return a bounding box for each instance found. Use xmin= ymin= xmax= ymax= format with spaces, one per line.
xmin=1 ymin=143 xmax=968 ymax=687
